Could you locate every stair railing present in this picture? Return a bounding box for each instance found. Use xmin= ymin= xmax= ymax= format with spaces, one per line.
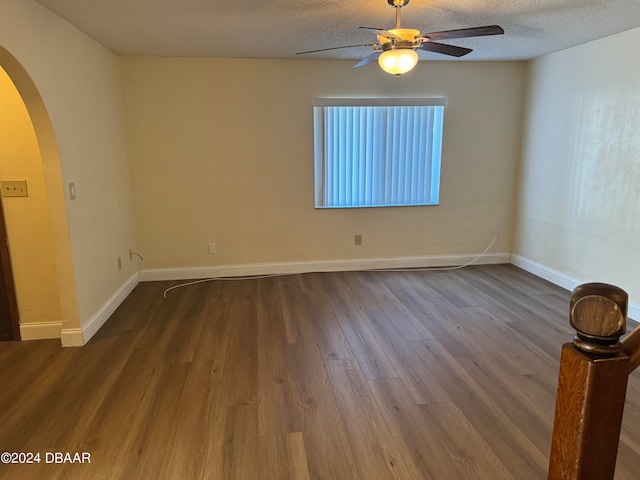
xmin=548 ymin=282 xmax=640 ymax=480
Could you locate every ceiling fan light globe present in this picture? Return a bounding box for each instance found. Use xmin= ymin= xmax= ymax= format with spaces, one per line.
xmin=378 ymin=49 xmax=418 ymax=75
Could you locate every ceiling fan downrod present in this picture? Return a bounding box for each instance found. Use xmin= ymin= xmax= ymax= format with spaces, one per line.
xmin=389 ymin=0 xmax=410 ymax=29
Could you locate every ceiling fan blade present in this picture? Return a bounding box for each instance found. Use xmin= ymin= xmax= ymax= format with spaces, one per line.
xmin=296 ymin=43 xmax=377 ymax=55
xmin=419 ymin=42 xmax=472 ymax=57
xmin=420 ymin=25 xmax=504 ymax=41
xmin=359 ymin=27 xmax=402 ymax=40
xmin=353 ymin=51 xmax=382 ymax=68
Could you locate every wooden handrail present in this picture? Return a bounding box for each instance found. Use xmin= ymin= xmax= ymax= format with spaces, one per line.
xmin=548 ymin=283 xmax=631 ymax=480
xmin=622 ymin=325 xmax=640 ymax=373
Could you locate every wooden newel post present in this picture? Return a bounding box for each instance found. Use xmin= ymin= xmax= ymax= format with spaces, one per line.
xmin=548 ymin=283 xmax=630 ymax=480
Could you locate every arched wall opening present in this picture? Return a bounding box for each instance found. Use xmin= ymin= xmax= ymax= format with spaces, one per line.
xmin=0 ymin=46 xmax=79 ymax=341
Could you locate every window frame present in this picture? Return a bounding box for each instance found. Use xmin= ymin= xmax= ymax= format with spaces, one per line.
xmin=313 ymin=97 xmax=446 ymax=209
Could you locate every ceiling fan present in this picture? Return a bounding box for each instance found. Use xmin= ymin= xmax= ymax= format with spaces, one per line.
xmin=296 ymin=0 xmax=504 ymax=76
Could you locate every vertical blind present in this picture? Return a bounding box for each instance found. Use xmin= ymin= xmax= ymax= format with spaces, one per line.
xmin=314 ymin=98 xmax=445 ymax=208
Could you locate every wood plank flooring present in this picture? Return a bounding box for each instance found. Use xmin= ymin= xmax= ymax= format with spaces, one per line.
xmin=0 ymin=264 xmax=639 ymax=479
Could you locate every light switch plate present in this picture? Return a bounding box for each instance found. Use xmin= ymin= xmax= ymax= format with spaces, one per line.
xmin=1 ymin=180 xmax=28 ymax=197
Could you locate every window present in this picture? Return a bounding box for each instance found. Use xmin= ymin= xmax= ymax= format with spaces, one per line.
xmin=313 ymin=98 xmax=445 ymax=208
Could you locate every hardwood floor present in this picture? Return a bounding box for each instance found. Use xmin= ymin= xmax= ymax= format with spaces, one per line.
xmin=0 ymin=264 xmax=639 ymax=479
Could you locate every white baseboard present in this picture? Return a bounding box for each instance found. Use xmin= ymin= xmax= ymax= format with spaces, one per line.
xmin=20 ymin=321 xmax=63 ymax=341
xmin=139 ymin=252 xmax=511 ymax=282
xmin=511 ymin=254 xmax=639 ymax=322
xmin=510 ymin=254 xmax=581 ymax=292
xmin=60 ymin=272 xmax=140 ymax=347
xmin=140 ymin=266 xmax=219 ymax=281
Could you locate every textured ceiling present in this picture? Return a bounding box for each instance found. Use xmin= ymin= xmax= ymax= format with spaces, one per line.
xmin=32 ymin=0 xmax=640 ymax=61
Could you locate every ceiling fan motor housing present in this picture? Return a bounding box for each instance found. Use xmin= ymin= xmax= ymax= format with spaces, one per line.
xmin=378 ymin=29 xmax=421 ymax=51
xmin=388 ymin=0 xmax=410 ymax=7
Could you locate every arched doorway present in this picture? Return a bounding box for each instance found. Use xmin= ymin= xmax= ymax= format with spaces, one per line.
xmin=0 ymin=46 xmax=79 ymax=342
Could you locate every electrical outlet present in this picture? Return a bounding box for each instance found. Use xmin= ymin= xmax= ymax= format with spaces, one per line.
xmin=208 ymin=243 xmax=216 ymax=254
xmin=117 ymin=256 xmax=122 ymax=271
xmin=354 ymin=234 xmax=363 ymax=246
xmin=492 ymin=227 xmax=499 ymax=237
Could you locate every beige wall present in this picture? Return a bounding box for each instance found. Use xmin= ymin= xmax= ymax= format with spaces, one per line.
xmin=514 ymin=27 xmax=640 ymax=312
xmin=0 ymin=0 xmax=137 ymax=336
xmin=0 ymin=66 xmax=62 ymax=328
xmin=120 ymin=57 xmax=526 ymax=270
